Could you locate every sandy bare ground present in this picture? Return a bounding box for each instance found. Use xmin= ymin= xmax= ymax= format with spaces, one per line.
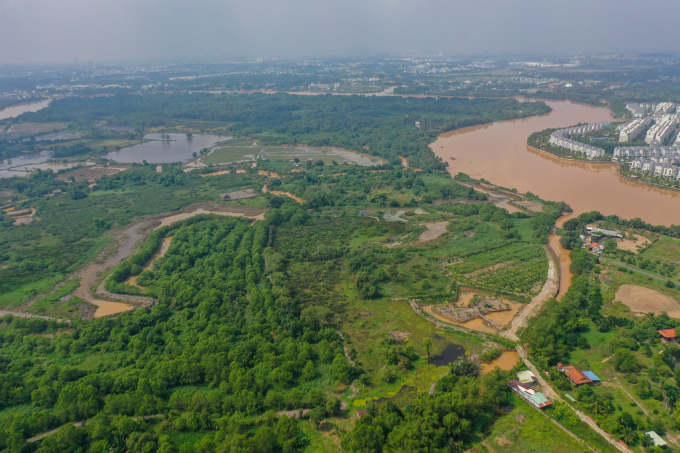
xmin=127 ymin=237 xmax=173 ymax=288
xmin=501 ymin=245 xmax=559 ymax=341
xmin=261 ymin=184 xmax=305 ymax=203
xmin=615 ymin=284 xmax=680 ymax=317
xmin=419 ymin=221 xmax=448 ymax=241
xmin=616 ymin=236 xmax=650 ymax=253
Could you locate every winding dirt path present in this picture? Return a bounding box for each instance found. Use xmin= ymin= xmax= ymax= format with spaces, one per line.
xmin=0 ymin=310 xmax=65 ymax=321
xmin=262 ymin=184 xmax=305 ymax=203
xmin=501 ymin=245 xmax=559 ymax=341
xmin=71 ymin=202 xmax=266 ymax=318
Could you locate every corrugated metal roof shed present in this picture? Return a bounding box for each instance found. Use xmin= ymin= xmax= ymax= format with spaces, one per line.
xmin=528 ymin=392 xmax=552 ymax=408
xmin=645 ymin=431 xmax=667 ymax=447
xmin=582 ymin=371 xmax=601 ymax=382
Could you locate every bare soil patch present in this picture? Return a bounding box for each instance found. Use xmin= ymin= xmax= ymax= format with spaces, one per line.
xmin=516 ymin=201 xmax=544 ymax=212
xmin=390 ymin=330 xmax=411 ymax=342
xmin=616 ymin=236 xmax=650 ymax=253
xmin=615 ymin=284 xmax=680 ymax=317
xmin=57 ymin=164 xmax=131 ymax=182
xmin=221 ymin=188 xmax=256 ymax=200
xmin=419 ymin=221 xmax=448 ymax=241
xmin=481 ymin=351 xmax=520 ymax=374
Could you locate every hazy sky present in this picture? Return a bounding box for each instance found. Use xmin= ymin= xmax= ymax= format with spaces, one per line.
xmin=1 ymin=0 xmax=680 ymax=64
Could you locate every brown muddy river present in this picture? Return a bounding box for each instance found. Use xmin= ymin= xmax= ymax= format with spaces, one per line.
xmin=432 ymin=99 xmax=680 ymax=227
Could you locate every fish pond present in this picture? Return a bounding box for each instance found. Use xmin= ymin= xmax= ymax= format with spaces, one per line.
xmin=104 ymin=133 xmax=228 ymax=163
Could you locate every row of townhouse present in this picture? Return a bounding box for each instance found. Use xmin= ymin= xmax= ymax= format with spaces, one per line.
xmin=619 ymin=117 xmax=650 ymax=142
xmin=656 ymin=102 xmax=676 ymax=115
xmin=614 ymin=145 xmax=680 ymax=158
xmin=630 ymin=156 xmax=680 ymax=179
xmin=548 ymin=122 xmax=610 ymax=159
xmin=627 ymin=103 xmax=653 ymax=118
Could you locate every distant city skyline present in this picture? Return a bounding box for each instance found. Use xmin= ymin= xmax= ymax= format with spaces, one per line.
xmin=1 ymin=0 xmax=680 ymax=64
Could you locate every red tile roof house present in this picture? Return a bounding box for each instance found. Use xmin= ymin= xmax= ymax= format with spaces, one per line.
xmin=659 ymin=329 xmax=677 ymax=342
xmin=556 ymin=363 xmax=593 ymax=386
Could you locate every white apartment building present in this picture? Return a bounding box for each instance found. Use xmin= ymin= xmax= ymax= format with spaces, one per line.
xmin=619 ymin=117 xmax=650 ymax=142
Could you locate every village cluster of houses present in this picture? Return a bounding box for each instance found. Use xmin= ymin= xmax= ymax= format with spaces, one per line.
xmin=579 ymin=227 xmax=622 ymax=256
xmin=507 ymin=328 xmax=674 ymax=449
xmin=548 ymin=122 xmax=610 ymax=159
xmin=507 ymin=371 xmax=552 ymax=409
xmin=507 ymin=349 xmax=670 ymax=448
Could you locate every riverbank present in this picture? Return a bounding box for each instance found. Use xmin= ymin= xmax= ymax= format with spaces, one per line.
xmin=432 ymin=98 xmax=680 ymax=226
xmin=531 ymin=141 xmax=680 ymax=194
xmin=527 ymin=143 xmax=612 ymax=164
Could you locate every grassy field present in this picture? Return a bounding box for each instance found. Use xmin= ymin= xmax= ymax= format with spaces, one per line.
xmin=201 ymin=146 xmax=259 ymax=165
xmin=261 ymin=146 xmax=386 ymax=166
xmin=600 ymin=261 xmax=680 ymax=319
xmin=468 ymin=394 xmax=594 ymax=453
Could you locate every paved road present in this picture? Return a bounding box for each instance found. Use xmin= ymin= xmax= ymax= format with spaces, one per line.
xmin=607 ymin=259 xmax=671 ymax=283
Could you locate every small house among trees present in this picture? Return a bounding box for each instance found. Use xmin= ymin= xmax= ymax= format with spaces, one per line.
xmin=507 ymin=380 xmax=552 ymax=409
xmin=556 ymin=363 xmax=600 ymax=386
xmin=659 ymin=329 xmax=677 ymax=342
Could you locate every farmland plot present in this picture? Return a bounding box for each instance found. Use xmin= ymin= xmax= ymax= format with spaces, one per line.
xmin=448 ymin=242 xmax=548 ymax=294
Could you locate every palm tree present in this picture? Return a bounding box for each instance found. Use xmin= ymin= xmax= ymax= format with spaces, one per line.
xmin=424 ymin=338 xmax=432 ymax=362
xmin=619 ymin=425 xmax=638 ymax=445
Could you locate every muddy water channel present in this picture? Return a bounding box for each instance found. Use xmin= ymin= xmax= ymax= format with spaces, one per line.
xmin=431 ymin=99 xmax=680 ymax=227
xmin=0 ymin=99 xmax=51 ymax=120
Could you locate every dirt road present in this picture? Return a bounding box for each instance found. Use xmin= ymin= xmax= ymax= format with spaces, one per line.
xmin=0 ymin=310 xmax=64 ymax=321
xmin=501 ymin=245 xmax=559 ymax=341
xmin=71 ymin=202 xmax=266 ymax=318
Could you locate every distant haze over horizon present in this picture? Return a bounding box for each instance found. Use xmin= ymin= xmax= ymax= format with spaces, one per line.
xmin=2 ymin=0 xmax=680 ymax=64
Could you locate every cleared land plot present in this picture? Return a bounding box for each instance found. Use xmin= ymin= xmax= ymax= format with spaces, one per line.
xmin=221 ymin=188 xmax=256 ymax=200
xmin=616 ymin=235 xmax=650 ymax=253
xmin=35 ymin=131 xmax=83 ymax=142
xmin=260 ymin=146 xmax=387 ymax=166
xmin=201 ymin=146 xmax=259 ymax=165
xmin=615 ymin=284 xmax=680 ymax=317
xmin=468 ymin=394 xmax=600 ymax=453
xmin=0 ymin=123 xmax=67 ymax=140
xmin=56 ymin=165 xmax=131 ymax=182
xmin=419 ymin=221 xmax=448 ymax=241
xmin=515 ymin=200 xmax=544 ymax=212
